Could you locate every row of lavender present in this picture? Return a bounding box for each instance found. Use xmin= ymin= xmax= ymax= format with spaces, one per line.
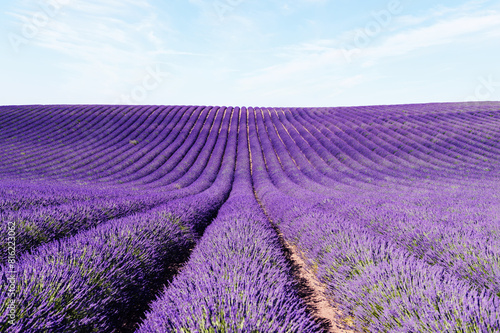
xmin=0 ymin=102 xmax=499 ymax=332
xmin=0 ymin=106 xmax=241 ymax=331
xmin=137 ymin=109 xmax=320 ymax=332
xmin=0 ymin=106 xmax=238 ymax=267
xmin=245 ymin=104 xmax=499 ymax=331
xmin=2 ymin=103 xmax=498 ymax=187
xmin=131 ymin=102 xmax=499 ymax=332
xmin=0 ymin=105 xmax=231 ymax=187
xmin=0 ymin=106 xmax=322 ymax=332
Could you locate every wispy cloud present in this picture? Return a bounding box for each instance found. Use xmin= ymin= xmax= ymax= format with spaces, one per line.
xmin=1 ymin=0 xmax=498 ymax=106
xmin=6 ymin=0 xmax=184 ymax=101
xmin=237 ymin=2 xmax=500 ymax=91
xmin=358 ymin=13 xmax=500 ymax=67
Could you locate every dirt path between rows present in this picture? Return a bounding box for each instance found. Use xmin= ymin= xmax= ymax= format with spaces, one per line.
xmin=249 ymin=163 xmax=356 ymax=332
xmin=252 ymin=187 xmax=357 ymax=332
xmin=284 ymin=240 xmax=357 ymax=333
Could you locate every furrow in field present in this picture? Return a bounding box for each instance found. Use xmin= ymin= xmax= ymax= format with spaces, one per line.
xmin=124 ymin=106 xmax=218 ymax=185
xmin=0 ymin=105 xmax=120 ymax=171
xmin=37 ymin=105 xmax=162 ymax=179
xmin=0 ymin=106 xmax=239 ymax=332
xmin=99 ymin=106 xmax=205 ymax=184
xmin=57 ymin=105 xmax=170 ymax=179
xmin=139 ymin=106 xmax=227 ymax=188
xmin=137 ymin=107 xmax=322 ymax=332
xmin=84 ymin=106 xmax=186 ymax=182
xmin=0 ymin=108 xmax=135 ymax=175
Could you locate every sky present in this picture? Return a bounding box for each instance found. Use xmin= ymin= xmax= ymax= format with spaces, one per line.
xmin=0 ymin=0 xmax=499 ymax=107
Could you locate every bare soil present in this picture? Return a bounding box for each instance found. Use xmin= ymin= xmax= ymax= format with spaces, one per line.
xmin=284 ymin=241 xmax=357 ymax=333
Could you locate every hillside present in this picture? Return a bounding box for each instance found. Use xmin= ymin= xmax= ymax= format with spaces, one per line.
xmin=1 ymin=103 xmax=499 ymax=332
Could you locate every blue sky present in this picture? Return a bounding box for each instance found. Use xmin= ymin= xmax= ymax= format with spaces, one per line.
xmin=0 ymin=0 xmax=499 ymax=107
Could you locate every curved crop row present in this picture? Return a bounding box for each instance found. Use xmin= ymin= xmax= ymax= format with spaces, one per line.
xmin=0 ymin=105 xmax=239 ymax=332
xmin=247 ymin=104 xmax=500 ymax=331
xmin=0 ymin=102 xmax=498 ymax=332
xmin=138 ymin=109 xmax=320 ymax=332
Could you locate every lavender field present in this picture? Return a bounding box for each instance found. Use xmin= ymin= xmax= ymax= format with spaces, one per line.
xmin=1 ymin=102 xmax=499 ymax=332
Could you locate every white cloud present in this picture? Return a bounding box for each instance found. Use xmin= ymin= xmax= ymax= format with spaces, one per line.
xmin=2 ymin=0 xmax=499 ymax=106
xmin=229 ymin=2 xmax=500 ymax=106
xmin=6 ymin=0 xmax=181 ymax=102
xmin=364 ymin=12 xmax=500 ymax=60
xmin=244 ymin=3 xmax=500 ymax=76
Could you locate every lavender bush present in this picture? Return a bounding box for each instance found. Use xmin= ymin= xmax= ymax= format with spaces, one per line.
xmin=0 ymin=102 xmax=498 ymax=332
